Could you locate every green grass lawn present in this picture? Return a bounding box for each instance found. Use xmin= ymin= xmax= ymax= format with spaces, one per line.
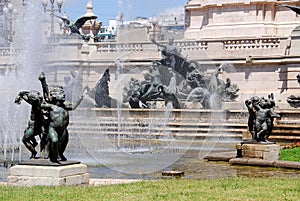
xmin=280 ymin=146 xmax=300 ymax=162
xmin=1 ymin=148 xmax=300 ymax=201
xmin=1 ymin=177 xmax=300 ymax=201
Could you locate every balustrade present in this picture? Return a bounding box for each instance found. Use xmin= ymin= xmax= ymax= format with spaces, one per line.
xmin=175 ymin=41 xmax=208 ymax=51
xmin=0 ymin=47 xmax=11 ymax=56
xmin=0 ymin=36 xmax=285 ymax=58
xmin=223 ymin=38 xmax=281 ymax=50
xmin=97 ymin=42 xmax=144 ymax=53
xmin=95 ymin=37 xmax=282 ymax=53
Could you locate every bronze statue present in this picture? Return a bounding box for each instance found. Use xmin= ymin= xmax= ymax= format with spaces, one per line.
xmin=83 ymin=69 xmax=128 ymax=108
xmin=208 ymin=66 xmax=223 ymax=94
xmin=15 ymin=90 xmax=44 ymax=159
xmin=245 ymin=94 xmax=280 ymax=143
xmin=223 ymin=78 xmax=239 ymax=102
xmin=56 ymin=15 xmax=97 ymax=40
xmin=157 ymin=86 xmax=181 ymax=109
xmin=38 ymin=73 xmax=83 ymax=163
xmin=93 ymin=68 xmax=120 ymax=108
xmin=287 ymin=74 xmax=300 ymax=107
xmin=245 ymin=98 xmax=256 ymax=139
xmin=63 ymin=70 xmax=83 ymax=102
xmin=123 ymin=78 xmax=147 ymax=108
xmin=278 ymin=4 xmax=300 ymax=15
xmin=140 ymin=64 xmax=163 ymax=102
xmin=122 ymin=61 xmax=239 ymax=109
xmin=185 ymin=65 xmax=205 ymax=89
xmin=16 ymin=72 xmax=83 ymax=163
xmin=151 ymin=37 xmax=181 ymax=69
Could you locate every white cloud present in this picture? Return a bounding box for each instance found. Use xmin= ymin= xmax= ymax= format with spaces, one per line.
xmin=159 ymin=6 xmax=184 ymax=16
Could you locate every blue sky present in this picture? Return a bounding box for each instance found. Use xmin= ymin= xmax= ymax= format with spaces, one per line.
xmin=62 ymin=0 xmax=187 ymax=25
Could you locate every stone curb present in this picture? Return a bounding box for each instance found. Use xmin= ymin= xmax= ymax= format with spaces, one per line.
xmin=229 ymin=158 xmax=300 ymax=169
xmin=206 ymin=151 xmax=300 ymax=170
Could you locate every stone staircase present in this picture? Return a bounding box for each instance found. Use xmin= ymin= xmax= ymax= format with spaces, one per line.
xmin=67 ymin=108 xmax=300 ymax=149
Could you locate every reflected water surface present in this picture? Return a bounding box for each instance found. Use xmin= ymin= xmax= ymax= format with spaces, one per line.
xmin=1 ymin=150 xmax=300 ymax=182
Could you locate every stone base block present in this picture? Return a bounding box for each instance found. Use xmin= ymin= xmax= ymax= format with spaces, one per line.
xmin=242 ymin=131 xmax=252 ymax=141
xmin=7 ymin=164 xmax=90 ymax=187
xmin=236 ymin=143 xmax=280 ymax=161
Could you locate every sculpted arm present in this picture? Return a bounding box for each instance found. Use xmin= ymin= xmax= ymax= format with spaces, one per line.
xmin=245 ymin=100 xmax=253 ymax=110
xmin=38 ymin=72 xmax=50 ymax=102
xmin=252 ymin=100 xmax=261 ymax=112
xmin=151 ymin=39 xmax=166 ymax=49
xmin=64 ymin=95 xmax=83 ymax=110
xmin=41 ymin=102 xmax=52 ymax=110
xmin=15 ymin=91 xmax=30 ymax=104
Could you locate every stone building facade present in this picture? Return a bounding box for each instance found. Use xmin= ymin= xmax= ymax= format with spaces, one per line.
xmin=185 ymin=0 xmax=300 ymax=39
xmin=2 ymin=0 xmax=300 ymax=109
xmin=180 ymin=0 xmax=300 ymax=109
xmin=23 ymin=1 xmax=300 ymax=109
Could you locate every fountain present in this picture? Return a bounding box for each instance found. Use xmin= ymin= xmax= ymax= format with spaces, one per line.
xmin=0 ymin=1 xmax=92 ymax=186
xmin=67 ymin=56 xmax=242 ymax=174
xmin=71 ymin=66 xmax=190 ymax=174
xmin=0 ymin=0 xmax=246 ymax=183
xmin=0 ymin=0 xmax=47 ymax=166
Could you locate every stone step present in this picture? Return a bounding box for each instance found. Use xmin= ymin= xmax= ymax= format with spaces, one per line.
xmin=68 ymin=128 xmax=300 ymax=143
xmin=70 ymin=117 xmax=300 ymax=128
xmin=67 ymin=108 xmax=300 ymax=143
xmin=270 ymin=135 xmax=300 ymax=141
xmin=69 ymin=125 xmax=245 ymax=133
xmin=70 ymin=117 xmax=247 ymax=125
xmin=69 ymin=130 xmax=242 ymax=141
xmin=68 ymin=135 xmax=240 ymax=151
xmin=70 ymin=120 xmax=248 ymax=127
xmin=275 ymin=119 xmax=300 ymax=125
xmin=69 ymin=121 xmax=300 ymax=134
xmin=69 ymin=134 xmax=242 ymax=142
xmin=70 ymin=120 xmax=248 ymax=128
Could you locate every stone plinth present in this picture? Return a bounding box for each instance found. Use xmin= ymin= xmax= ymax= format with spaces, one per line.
xmin=236 ymin=143 xmax=280 ymax=161
xmin=7 ymin=163 xmax=89 ymax=187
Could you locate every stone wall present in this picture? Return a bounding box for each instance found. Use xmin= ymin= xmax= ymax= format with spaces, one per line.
xmin=3 ymin=1 xmax=300 ymax=109
xmin=36 ymin=35 xmax=300 ymax=109
xmin=185 ymin=0 xmax=300 ymax=39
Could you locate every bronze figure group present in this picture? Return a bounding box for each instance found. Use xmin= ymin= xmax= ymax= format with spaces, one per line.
xmin=15 ymin=72 xmax=82 ymax=163
xmin=245 ymin=93 xmax=280 ymax=143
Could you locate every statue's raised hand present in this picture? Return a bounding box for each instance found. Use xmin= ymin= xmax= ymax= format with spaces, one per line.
xmin=38 ymin=72 xmax=45 ymax=81
xmin=14 ymin=95 xmax=22 ymax=104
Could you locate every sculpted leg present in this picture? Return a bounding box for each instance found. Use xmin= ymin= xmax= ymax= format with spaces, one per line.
xmin=40 ymin=132 xmax=49 ymax=159
xmin=48 ymin=128 xmax=59 ymax=163
xmin=58 ymin=129 xmax=69 ymax=161
xmin=256 ymin=122 xmax=268 ymax=142
xmin=22 ymin=126 xmax=37 ymax=159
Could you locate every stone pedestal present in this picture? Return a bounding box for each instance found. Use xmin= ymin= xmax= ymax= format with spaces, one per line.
xmin=242 ymin=131 xmax=252 ymax=141
xmin=7 ymin=162 xmax=90 ymax=187
xmin=236 ymin=143 xmax=280 ymax=161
